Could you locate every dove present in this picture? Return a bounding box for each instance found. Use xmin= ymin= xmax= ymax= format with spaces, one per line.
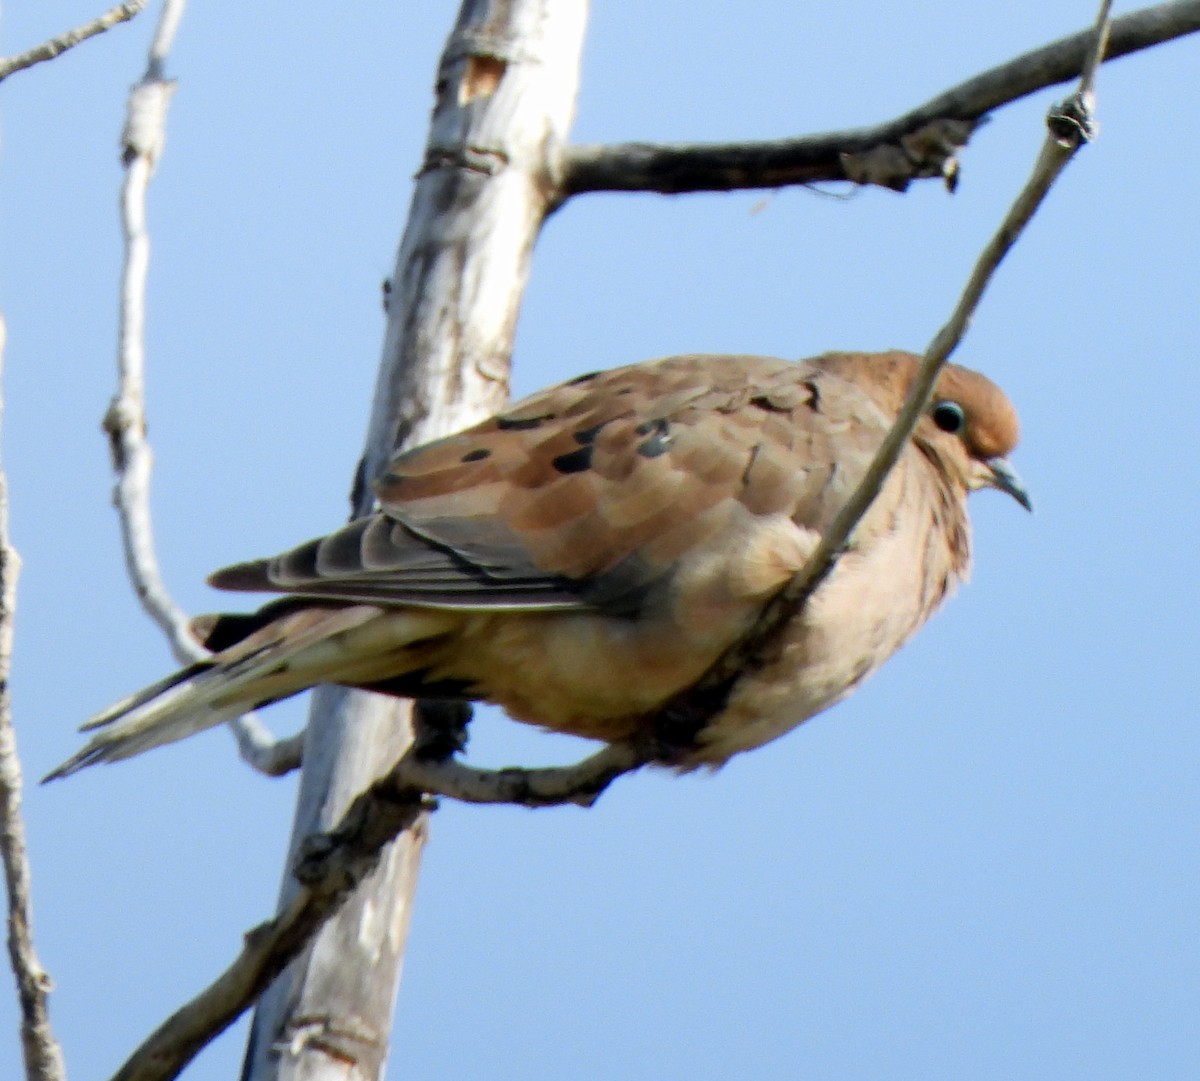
xmin=46 ymin=350 xmax=1029 ymax=781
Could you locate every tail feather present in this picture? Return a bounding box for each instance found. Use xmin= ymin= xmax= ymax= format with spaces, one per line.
xmin=44 ymin=604 xmax=453 ymax=782
xmin=43 ymin=669 xmax=248 ymax=781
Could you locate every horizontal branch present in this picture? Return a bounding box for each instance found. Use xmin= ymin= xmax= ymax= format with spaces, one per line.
xmin=392 ymin=740 xmax=651 ymax=809
xmin=560 ymin=0 xmax=1199 ymax=197
xmin=0 ymin=1 xmax=147 ymax=84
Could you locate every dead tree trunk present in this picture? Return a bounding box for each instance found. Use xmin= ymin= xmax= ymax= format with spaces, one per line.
xmin=240 ymin=3 xmax=589 ymax=1078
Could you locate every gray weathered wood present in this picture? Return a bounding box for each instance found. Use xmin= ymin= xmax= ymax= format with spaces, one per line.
xmin=240 ymin=3 xmax=589 ymax=1078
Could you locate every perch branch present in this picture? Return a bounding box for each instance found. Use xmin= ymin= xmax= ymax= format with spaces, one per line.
xmin=104 ymin=0 xmax=301 ymax=778
xmin=0 ymin=1 xmax=147 ymax=84
xmin=0 ymin=318 xmax=66 ymax=1081
xmin=560 ymin=0 xmax=1194 ymax=197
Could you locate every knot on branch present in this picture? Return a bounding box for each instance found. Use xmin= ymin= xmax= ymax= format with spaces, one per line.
xmin=1047 ymin=90 xmax=1098 ymax=148
xmin=420 ymin=142 xmax=509 ymax=177
xmin=120 ymin=77 xmax=177 ymax=167
xmin=293 ymin=782 xmax=430 ymax=892
xmin=271 ymin=1016 xmax=383 ymax=1066
xmin=841 ymin=117 xmax=979 ymax=192
xmin=101 ymin=396 xmax=143 ymax=471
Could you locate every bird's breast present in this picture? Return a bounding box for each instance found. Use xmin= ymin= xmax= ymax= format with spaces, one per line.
xmin=685 ymin=509 xmax=966 ymax=766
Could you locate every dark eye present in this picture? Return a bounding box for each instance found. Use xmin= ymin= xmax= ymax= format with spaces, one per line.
xmin=931 ymin=401 xmax=966 ymax=434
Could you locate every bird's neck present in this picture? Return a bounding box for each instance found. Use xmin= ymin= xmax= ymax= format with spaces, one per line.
xmin=914 ymin=438 xmax=973 ymax=582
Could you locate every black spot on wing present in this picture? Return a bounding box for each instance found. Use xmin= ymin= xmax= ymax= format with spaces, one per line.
xmin=634 ymin=416 xmax=672 ymax=458
xmin=460 ymin=448 xmax=491 ymax=462
xmin=566 ymin=370 xmax=601 ymax=386
xmin=497 ymin=412 xmax=555 ymax=431
xmin=551 ymin=445 xmax=594 ymax=474
xmin=573 ymin=421 xmax=609 ymax=445
xmin=634 ymin=417 xmax=670 ymax=437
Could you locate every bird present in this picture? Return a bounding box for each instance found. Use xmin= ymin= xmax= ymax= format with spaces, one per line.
xmin=45 ymin=350 xmax=1029 ymax=781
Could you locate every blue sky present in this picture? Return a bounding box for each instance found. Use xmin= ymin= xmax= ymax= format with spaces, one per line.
xmin=2 ymin=3 xmax=1198 ymax=1079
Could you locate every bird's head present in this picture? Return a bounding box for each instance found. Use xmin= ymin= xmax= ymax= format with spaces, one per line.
xmin=817 ymin=350 xmax=1031 ymax=512
xmin=920 ymin=361 xmax=1031 ymax=512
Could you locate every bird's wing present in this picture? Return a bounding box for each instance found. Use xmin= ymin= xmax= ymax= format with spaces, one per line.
xmin=209 ymin=354 xmax=892 ymax=613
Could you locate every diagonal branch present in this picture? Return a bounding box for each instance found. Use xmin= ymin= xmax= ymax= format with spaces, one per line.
xmin=0 ymin=1 xmax=147 ymax=84
xmin=649 ymin=0 xmax=1116 ymax=745
xmin=103 ymin=0 xmax=302 ymax=779
xmin=560 ymin=0 xmax=1195 ymax=198
xmin=0 ymin=319 xmax=66 ymax=1081
xmin=106 ymin=738 xmax=651 ymax=1081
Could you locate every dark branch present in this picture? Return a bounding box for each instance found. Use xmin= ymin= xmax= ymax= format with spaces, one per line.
xmin=560 ymin=0 xmax=1200 ymax=197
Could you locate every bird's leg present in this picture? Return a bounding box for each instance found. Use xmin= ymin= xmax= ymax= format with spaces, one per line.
xmin=650 ymin=681 xmax=735 ymax=764
xmin=412 ymin=699 xmax=473 ymax=762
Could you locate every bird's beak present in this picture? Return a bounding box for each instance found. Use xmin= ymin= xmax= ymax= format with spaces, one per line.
xmin=984 ymin=456 xmax=1033 ymax=512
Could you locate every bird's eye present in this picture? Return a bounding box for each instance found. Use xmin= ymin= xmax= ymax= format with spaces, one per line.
xmin=931 ymin=401 xmax=966 ymax=434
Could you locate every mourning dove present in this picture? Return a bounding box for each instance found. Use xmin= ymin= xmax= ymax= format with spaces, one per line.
xmin=46 ymin=350 xmax=1028 ymax=780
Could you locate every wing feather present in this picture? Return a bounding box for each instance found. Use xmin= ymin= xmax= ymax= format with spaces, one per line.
xmin=208 ymin=354 xmax=893 ymax=614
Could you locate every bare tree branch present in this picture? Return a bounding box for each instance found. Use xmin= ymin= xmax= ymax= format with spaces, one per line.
xmin=228 ymin=720 xmax=304 ymax=778
xmin=242 ymin=3 xmax=591 ymax=1076
xmin=0 ymin=318 xmax=66 ymax=1081
xmin=393 ymin=740 xmax=651 ymax=809
xmin=560 ymin=0 xmax=1196 ymax=198
xmin=0 ymin=1 xmax=147 ymax=84
xmin=103 ymin=0 xmax=300 ymax=778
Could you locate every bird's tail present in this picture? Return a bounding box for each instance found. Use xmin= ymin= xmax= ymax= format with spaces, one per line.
xmin=44 ymin=602 xmax=454 ymax=781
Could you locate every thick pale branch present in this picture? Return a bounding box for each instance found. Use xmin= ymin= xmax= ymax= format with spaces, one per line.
xmin=0 ymin=1 xmax=147 ymax=84
xmin=106 ymin=0 xmax=299 ymax=778
xmin=560 ymin=0 xmax=1197 ymax=197
xmin=241 ymin=4 xmax=590 ymax=1076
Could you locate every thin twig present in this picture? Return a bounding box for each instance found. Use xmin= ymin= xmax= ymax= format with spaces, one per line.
xmin=0 ymin=1 xmax=147 ymax=84
xmin=0 ymin=318 xmax=66 ymax=1081
xmin=104 ymin=0 xmax=300 ymax=778
xmin=560 ymin=0 xmax=1195 ymax=197
xmin=653 ymin=0 xmax=1117 ymax=737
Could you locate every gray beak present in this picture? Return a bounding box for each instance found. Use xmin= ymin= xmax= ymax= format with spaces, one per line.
xmin=986 ymin=457 xmax=1033 ymax=512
